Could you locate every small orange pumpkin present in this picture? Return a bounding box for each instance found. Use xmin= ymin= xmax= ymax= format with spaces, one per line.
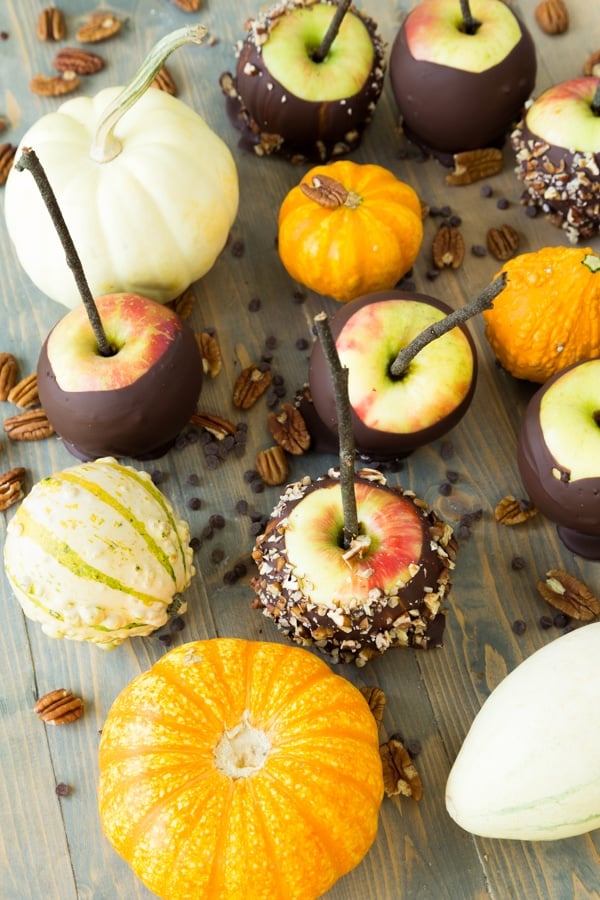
xmin=277 ymin=160 xmax=423 ymax=302
xmin=98 ymin=638 xmax=384 ymax=900
xmin=483 ymin=246 xmax=600 ymax=383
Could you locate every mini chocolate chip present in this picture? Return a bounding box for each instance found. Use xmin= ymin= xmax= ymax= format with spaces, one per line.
xmin=440 ymin=440 xmax=454 ymax=459
xmin=158 ymin=633 xmax=173 ymax=646
xmin=512 ymin=619 xmax=527 ymax=635
xmin=496 ymin=198 xmax=509 ymax=210
xmin=211 ymin=548 xmax=225 ymax=564
xmin=471 ymin=244 xmax=487 ymax=257
xmin=511 ymin=555 xmax=526 ymax=571
xmin=446 ymin=470 xmax=459 ymax=484
xmin=209 ymin=514 xmax=226 ymax=529
xmin=553 ymin=612 xmax=570 ymax=629
xmin=223 ymin=570 xmax=237 ymax=584
xmin=406 ymin=739 xmax=422 ymax=757
xmin=401 ymin=280 xmax=416 ymax=291
xmin=186 ymin=431 xmax=199 ymax=444
xmin=272 ymin=374 xmax=284 ymax=386
xmin=55 ymin=783 xmax=71 ymax=797
xmin=251 ymin=480 xmax=265 ymax=493
xmin=539 ymin=615 xmax=553 ymax=629
xmin=429 ymin=205 xmax=443 ymax=216
xmin=295 ymin=337 xmax=309 ymax=351
xmin=525 ymin=205 xmax=539 ymax=218
xmin=203 ymin=441 xmax=219 ymax=456
xmin=189 ymin=537 xmax=202 ymax=551
xmin=440 ymin=205 xmax=452 ymax=217
xmin=170 ymin=616 xmax=185 ymax=632
xmin=426 ymin=268 xmax=441 ymax=280
xmin=235 ymin=499 xmax=249 ymax=515
xmin=205 ymin=455 xmax=219 ymax=470
xmin=265 ymin=335 xmax=278 ymax=350
xmin=244 ymin=469 xmax=259 ymax=483
xmin=292 ymin=290 xmax=306 ymax=304
xmin=438 ymin=482 xmax=452 ymax=496
xmin=174 ymin=434 xmax=188 ymax=450
xmin=188 ymin=497 xmax=202 ymax=510
xmin=456 ymin=523 xmax=471 ymax=540
xmin=248 ymin=297 xmax=261 ymax=312
xmin=233 ymin=562 xmax=248 ymax=578
xmin=449 ymin=214 xmax=462 ymax=227
xmin=151 ymin=470 xmax=165 ymax=485
xmin=249 ymin=521 xmax=264 ymax=535
xmin=202 ymin=525 xmax=214 ymax=540
xmin=231 ymin=239 xmax=245 ymax=257
xmin=480 ymin=184 xmax=493 ymax=197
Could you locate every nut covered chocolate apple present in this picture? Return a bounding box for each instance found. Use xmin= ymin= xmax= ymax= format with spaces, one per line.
xmin=517 ymin=358 xmax=600 ymax=560
xmin=308 ymin=290 xmax=478 ymax=459
xmin=221 ymin=0 xmax=385 ymax=162
xmin=251 ymin=468 xmax=457 ymax=665
xmin=389 ymin=0 xmax=536 ymax=162
xmin=511 ymin=77 xmax=600 ymax=242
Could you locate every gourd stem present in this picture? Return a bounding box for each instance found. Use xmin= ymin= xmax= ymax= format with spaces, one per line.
xmin=459 ymin=0 xmax=481 ymax=34
xmin=314 ymin=312 xmax=359 ymax=548
xmin=15 ymin=147 xmax=113 ymax=357
xmin=312 ymin=0 xmax=353 ymax=63
xmin=90 ymin=24 xmax=207 ymax=163
xmin=390 ymin=273 xmax=507 ymax=378
xmin=592 ymin=81 xmax=600 ymax=116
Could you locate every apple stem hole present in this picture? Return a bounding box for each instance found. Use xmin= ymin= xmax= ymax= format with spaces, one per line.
xmin=594 ymin=410 xmax=600 ymax=428
xmin=311 ymin=0 xmax=353 ymax=63
xmin=458 ymin=0 xmax=481 ymax=35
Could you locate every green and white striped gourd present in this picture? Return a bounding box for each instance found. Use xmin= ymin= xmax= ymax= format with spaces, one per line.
xmin=3 ymin=457 xmax=194 ymax=648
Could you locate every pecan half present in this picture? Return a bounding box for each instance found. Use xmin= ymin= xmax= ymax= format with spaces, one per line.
xmin=535 ymin=0 xmax=569 ymax=34
xmin=0 ymin=353 xmax=18 ymax=401
xmin=360 ymin=686 xmax=386 ymax=729
xmin=152 ymin=64 xmax=177 ymax=95
xmin=583 ymin=50 xmax=600 ymax=77
xmin=0 ymin=467 xmax=26 ymax=511
xmin=34 ymin=689 xmax=84 ymax=725
xmin=432 ymin=224 xmax=465 ymax=269
xmin=380 ymin=737 xmax=423 ymax=800
xmin=195 ymin=331 xmax=222 ymax=377
xmin=36 ymin=7 xmax=66 ymax=41
xmin=267 ymin=403 xmax=310 ymax=455
xmin=445 ymin=148 xmax=504 ymax=186
xmin=167 ymin=286 xmax=195 ymax=320
xmin=3 ymin=408 xmax=55 ymax=441
xmin=494 ymin=495 xmax=537 ymax=525
xmin=7 ymin=373 xmax=39 ymax=409
xmin=30 ymin=71 xmax=80 ymax=97
xmin=0 ymin=143 xmax=17 ymax=186
xmin=487 ymin=224 xmax=520 ymax=261
xmin=536 ymin=569 xmax=600 ymax=621
xmin=173 ymin=0 xmax=202 ymax=9
xmin=53 ymin=47 xmax=105 ymax=75
xmin=190 ymin=411 xmax=236 ymax=440
xmin=75 ymin=12 xmax=121 ymax=43
xmin=233 ymin=365 xmax=272 ymax=409
xmin=255 ymin=445 xmax=288 ymax=486
xmin=300 ymin=173 xmax=350 ymax=209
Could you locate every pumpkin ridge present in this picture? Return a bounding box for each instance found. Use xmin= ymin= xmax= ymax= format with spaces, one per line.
xmin=273 ymin=742 xmax=383 ymax=807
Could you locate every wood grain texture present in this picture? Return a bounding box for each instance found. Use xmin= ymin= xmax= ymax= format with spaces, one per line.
xmin=1 ymin=1 xmax=600 ymax=898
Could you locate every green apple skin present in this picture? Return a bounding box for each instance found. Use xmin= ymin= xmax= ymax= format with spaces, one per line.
xmin=517 ymin=359 xmax=600 ymax=558
xmin=525 ymin=78 xmax=600 ymax=153
xmin=308 ymin=291 xmax=477 ymax=458
xmin=261 ymin=5 xmax=374 ymax=101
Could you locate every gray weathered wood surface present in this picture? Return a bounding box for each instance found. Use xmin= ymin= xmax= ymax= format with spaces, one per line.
xmin=1 ymin=1 xmax=599 ymax=898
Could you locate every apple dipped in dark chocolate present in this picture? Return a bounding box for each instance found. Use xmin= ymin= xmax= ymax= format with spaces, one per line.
xmin=251 ymin=312 xmax=457 ymax=666
xmin=389 ymin=0 xmax=536 ymax=162
xmin=221 ymin=0 xmax=386 ymax=163
xmin=16 ymin=148 xmax=202 ymax=462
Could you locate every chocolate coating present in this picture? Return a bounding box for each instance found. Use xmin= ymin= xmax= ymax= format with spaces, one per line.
xmin=251 ymin=470 xmax=457 ymax=665
xmin=221 ymin=1 xmax=385 ymax=163
xmin=37 ymin=317 xmax=203 ymax=462
xmin=308 ymin=290 xmax=478 ymax=459
xmin=389 ymin=10 xmax=536 ymax=160
xmin=517 ymin=364 xmax=600 ymax=559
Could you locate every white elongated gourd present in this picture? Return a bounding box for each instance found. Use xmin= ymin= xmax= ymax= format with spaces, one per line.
xmin=446 ymin=622 xmax=600 ymax=840
xmin=3 ymin=457 xmax=195 ymax=648
xmin=4 ymin=26 xmax=238 ymax=308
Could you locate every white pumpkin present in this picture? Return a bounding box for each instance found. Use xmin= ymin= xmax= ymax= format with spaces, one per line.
xmin=3 ymin=457 xmax=195 ymax=648
xmin=446 ymin=623 xmax=600 ymax=840
xmin=4 ymin=26 xmax=239 ymax=308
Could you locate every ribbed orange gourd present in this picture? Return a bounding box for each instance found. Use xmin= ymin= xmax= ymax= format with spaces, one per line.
xmin=98 ymin=638 xmax=384 ymax=900
xmin=483 ymin=246 xmax=600 ymax=383
xmin=277 ymin=160 xmax=423 ymax=302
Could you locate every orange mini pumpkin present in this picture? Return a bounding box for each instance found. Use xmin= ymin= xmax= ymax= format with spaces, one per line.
xmin=277 ymin=160 xmax=423 ymax=302
xmin=483 ymin=246 xmax=600 ymax=383
xmin=98 ymin=638 xmax=384 ymax=900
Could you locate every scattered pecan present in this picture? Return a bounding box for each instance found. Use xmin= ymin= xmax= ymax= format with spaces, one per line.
xmin=7 ymin=373 xmax=39 ymax=409
xmin=173 ymin=0 xmax=202 ymax=9
xmin=34 ymin=689 xmax=84 ymax=726
xmin=0 ymin=116 xmax=7 ymax=134
xmin=167 ymin=286 xmax=195 ymax=320
xmin=534 ymin=0 xmax=569 ymax=34
xmin=536 ymin=569 xmax=600 ymax=621
xmin=30 ymin=71 xmax=80 ymax=97
xmin=152 ymin=64 xmax=177 ymax=95
xmin=379 ymin=736 xmax=423 ymax=800
xmin=36 ymin=6 xmax=66 ymax=41
xmin=487 ymin=224 xmax=520 ymax=261
xmin=432 ymin=224 xmax=465 ymax=269
xmin=195 ymin=331 xmax=222 ymax=377
xmin=445 ymin=148 xmax=504 ymax=186
xmin=233 ymin=365 xmax=272 ymax=409
xmin=0 ymin=467 xmax=26 ymax=511
xmin=494 ymin=495 xmax=537 ymax=526
xmin=190 ymin=411 xmax=236 ymax=440
xmin=3 ymin=408 xmax=55 ymax=441
xmin=0 ymin=143 xmax=17 ymax=186
xmin=75 ymin=11 xmax=121 ymax=43
xmin=255 ymin=445 xmax=288 ymax=486
xmin=267 ymin=403 xmax=310 ymax=455
xmin=53 ymin=47 xmax=105 ymax=75
xmin=0 ymin=352 xmax=17 ymax=400
xmin=360 ymin=686 xmax=386 ymax=730
xmin=300 ymin=173 xmax=349 ymax=209
xmin=583 ymin=50 xmax=600 ymax=77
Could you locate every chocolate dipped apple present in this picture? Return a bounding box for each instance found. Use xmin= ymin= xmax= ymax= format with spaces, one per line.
xmin=389 ymin=0 xmax=536 ymax=162
xmin=517 ymin=358 xmax=600 ymax=560
xmin=251 ymin=313 xmax=457 ymax=666
xmin=511 ymin=77 xmax=600 ymax=242
xmin=17 ymin=148 xmax=202 ymax=462
xmin=221 ymin=0 xmax=385 ymax=162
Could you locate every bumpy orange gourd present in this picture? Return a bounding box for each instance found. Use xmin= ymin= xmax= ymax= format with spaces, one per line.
xmin=277 ymin=160 xmax=423 ymax=302
xmin=483 ymin=246 xmax=600 ymax=383
xmin=98 ymin=638 xmax=384 ymax=900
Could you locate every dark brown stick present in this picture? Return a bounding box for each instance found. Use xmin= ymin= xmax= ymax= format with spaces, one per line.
xmin=312 ymin=0 xmax=353 ymax=62
xmin=459 ymin=0 xmax=481 ymax=34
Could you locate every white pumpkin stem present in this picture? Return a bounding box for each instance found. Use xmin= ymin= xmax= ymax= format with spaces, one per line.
xmin=90 ymin=25 xmax=207 ymax=164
